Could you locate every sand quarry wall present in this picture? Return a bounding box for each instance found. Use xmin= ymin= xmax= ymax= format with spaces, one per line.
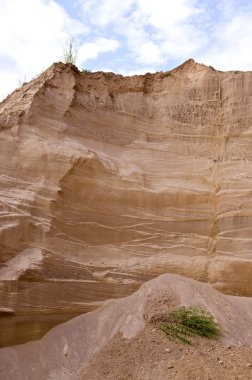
xmin=1 ymin=59 xmax=252 ymax=315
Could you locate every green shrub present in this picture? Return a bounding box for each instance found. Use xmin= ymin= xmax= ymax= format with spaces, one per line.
xmin=81 ymin=68 xmax=92 ymax=73
xmin=63 ymin=37 xmax=78 ymax=65
xmin=160 ymin=305 xmax=221 ymax=345
xmin=163 ymin=71 xmax=171 ymax=77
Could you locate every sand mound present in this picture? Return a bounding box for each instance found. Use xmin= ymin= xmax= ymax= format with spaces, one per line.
xmin=0 ymin=274 xmax=251 ymax=379
xmin=78 ymin=328 xmax=252 ymax=380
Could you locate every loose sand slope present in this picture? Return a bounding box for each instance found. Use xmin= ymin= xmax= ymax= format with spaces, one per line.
xmin=79 ymin=328 xmax=252 ymax=380
xmin=0 ymin=274 xmax=251 ymax=380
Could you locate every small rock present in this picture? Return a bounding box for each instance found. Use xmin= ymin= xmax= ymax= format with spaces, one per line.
xmin=63 ymin=342 xmax=69 ymax=357
xmin=218 ymin=360 xmax=224 ymax=365
xmin=152 ymin=328 xmax=156 ymax=332
xmin=168 ymin=365 xmax=174 ymax=369
xmin=246 ymin=363 xmax=252 ymax=368
xmin=165 ymin=348 xmax=171 ymax=353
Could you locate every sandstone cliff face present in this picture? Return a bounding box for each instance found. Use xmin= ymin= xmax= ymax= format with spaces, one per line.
xmin=1 ymin=59 xmax=252 ymax=315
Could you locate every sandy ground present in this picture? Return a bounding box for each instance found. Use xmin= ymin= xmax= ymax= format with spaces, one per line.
xmin=1 ymin=274 xmax=252 ymax=380
xmin=78 ymin=283 xmax=252 ymax=380
xmin=78 ymin=325 xmax=252 ymax=380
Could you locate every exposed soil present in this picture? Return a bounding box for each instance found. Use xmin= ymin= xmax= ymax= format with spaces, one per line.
xmin=78 ymin=289 xmax=252 ymax=380
xmin=78 ymin=325 xmax=252 ymax=380
xmin=1 ymin=274 xmax=251 ymax=380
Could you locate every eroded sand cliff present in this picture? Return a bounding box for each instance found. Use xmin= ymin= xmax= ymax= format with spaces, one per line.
xmin=1 ymin=59 xmax=252 ymax=316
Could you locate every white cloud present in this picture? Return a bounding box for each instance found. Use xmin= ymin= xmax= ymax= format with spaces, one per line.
xmin=198 ymin=11 xmax=252 ymax=70
xmin=78 ymin=0 xmax=135 ymax=27
xmin=77 ymin=0 xmax=207 ymax=69
xmin=1 ymin=0 xmax=252 ymax=100
xmin=78 ymin=0 xmax=252 ymax=73
xmin=135 ymin=41 xmax=163 ymax=65
xmin=136 ymin=0 xmax=199 ymax=29
xmin=78 ymin=37 xmax=120 ymax=63
xmin=0 ymin=0 xmax=85 ymax=99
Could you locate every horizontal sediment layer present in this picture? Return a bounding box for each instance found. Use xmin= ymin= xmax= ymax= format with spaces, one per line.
xmin=1 ymin=60 xmax=252 ymax=315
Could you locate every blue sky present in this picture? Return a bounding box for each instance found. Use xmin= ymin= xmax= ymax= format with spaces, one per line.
xmin=0 ymin=0 xmax=252 ymax=100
